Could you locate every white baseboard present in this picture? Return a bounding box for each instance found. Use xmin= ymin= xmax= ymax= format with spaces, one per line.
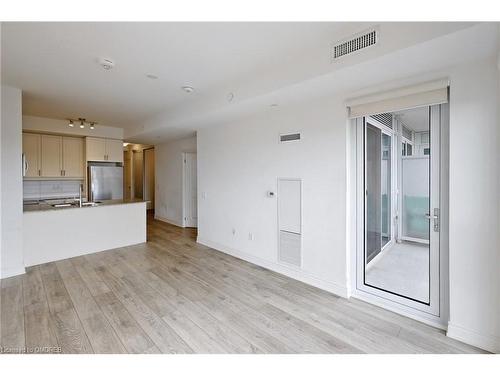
xmin=0 ymin=266 xmax=26 ymax=279
xmin=197 ymin=236 xmax=349 ymax=298
xmin=447 ymin=321 xmax=500 ymax=353
xmin=154 ymin=215 xmax=184 ymax=228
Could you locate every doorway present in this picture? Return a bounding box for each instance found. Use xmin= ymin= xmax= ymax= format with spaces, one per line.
xmin=133 ymin=150 xmax=143 ymax=199
xmin=143 ymin=148 xmax=155 ymax=211
xmin=354 ymin=104 xmax=448 ymax=322
xmin=182 ymin=152 xmax=197 ymax=228
xmin=123 ymin=150 xmax=132 ymax=199
xmin=123 ymin=143 xmax=155 ymax=212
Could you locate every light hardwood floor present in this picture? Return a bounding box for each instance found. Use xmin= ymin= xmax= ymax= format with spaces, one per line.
xmin=0 ymin=217 xmax=486 ymax=354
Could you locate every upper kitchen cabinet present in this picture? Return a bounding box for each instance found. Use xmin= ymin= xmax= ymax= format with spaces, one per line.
xmin=23 ymin=133 xmax=41 ymax=177
xmin=22 ymin=132 xmax=85 ymax=179
xmin=105 ymin=139 xmax=124 ymax=162
xmin=62 ymin=136 xmax=84 ymax=177
xmin=40 ymin=134 xmax=62 ymax=177
xmin=85 ymin=137 xmax=106 ymax=161
xmin=86 ymin=137 xmax=123 ymax=163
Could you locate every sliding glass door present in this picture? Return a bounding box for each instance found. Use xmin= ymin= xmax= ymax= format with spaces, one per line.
xmin=357 ymin=105 xmax=443 ymax=317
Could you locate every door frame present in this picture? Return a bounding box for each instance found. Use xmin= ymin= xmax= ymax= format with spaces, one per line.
xmin=350 ymin=104 xmax=449 ymax=328
xmin=182 ymin=152 xmax=197 ymax=228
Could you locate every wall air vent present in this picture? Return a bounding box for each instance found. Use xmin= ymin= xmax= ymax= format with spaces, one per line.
xmin=280 ymin=132 xmax=301 ymax=143
xmin=371 ymin=113 xmax=393 ymax=129
xmin=332 ymin=29 xmax=377 ymax=60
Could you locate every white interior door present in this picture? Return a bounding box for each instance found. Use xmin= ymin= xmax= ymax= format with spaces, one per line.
xmin=356 ymin=104 xmax=443 ymax=320
xmin=183 ymin=152 xmax=198 ymax=228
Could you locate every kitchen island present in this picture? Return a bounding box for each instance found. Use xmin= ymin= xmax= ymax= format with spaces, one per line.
xmin=23 ymin=199 xmax=147 ymax=266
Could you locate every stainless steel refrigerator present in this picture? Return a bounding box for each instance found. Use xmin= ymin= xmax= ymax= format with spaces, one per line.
xmin=88 ymin=162 xmax=123 ymax=201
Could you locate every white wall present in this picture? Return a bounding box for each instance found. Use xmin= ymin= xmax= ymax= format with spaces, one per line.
xmin=23 ymin=115 xmax=124 ymax=139
xmin=446 ymin=58 xmax=500 ymax=353
xmin=196 ymin=58 xmax=500 ymax=352
xmin=1 ymin=85 xmax=24 ymax=278
xmin=197 ymin=96 xmax=349 ymax=297
xmin=155 ymin=136 xmax=196 ymax=227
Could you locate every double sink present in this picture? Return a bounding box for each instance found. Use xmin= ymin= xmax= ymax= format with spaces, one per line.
xmin=23 ymin=199 xmax=102 ymax=209
xmin=50 ymin=200 xmax=102 ymax=208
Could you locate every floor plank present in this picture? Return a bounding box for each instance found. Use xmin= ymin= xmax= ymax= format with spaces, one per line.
xmin=94 ymin=291 xmax=159 ymax=354
xmin=0 ymin=217 xmax=487 ymax=354
xmin=0 ymin=276 xmax=25 ymax=351
xmin=55 ymin=259 xmax=126 ymax=353
xmin=23 ymin=267 xmax=59 ymax=352
xmin=39 ymin=263 xmax=93 ymax=353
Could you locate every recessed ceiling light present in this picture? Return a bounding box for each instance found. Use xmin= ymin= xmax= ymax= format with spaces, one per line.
xmin=182 ymin=86 xmax=194 ymax=93
xmin=98 ymin=57 xmax=115 ymax=70
xmin=68 ymin=120 xmax=74 ymax=127
xmin=146 ymin=74 xmax=158 ymax=80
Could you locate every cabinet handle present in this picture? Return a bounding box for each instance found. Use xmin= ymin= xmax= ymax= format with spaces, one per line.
xmin=38 ymin=169 xmax=41 ymax=176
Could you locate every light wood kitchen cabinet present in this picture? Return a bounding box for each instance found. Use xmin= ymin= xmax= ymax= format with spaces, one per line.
xmin=85 ymin=137 xmax=106 ymax=161
xmin=105 ymin=139 xmax=124 ymax=162
xmin=86 ymin=137 xmax=123 ymax=163
xmin=22 ymin=132 xmax=85 ymax=179
xmin=22 ymin=133 xmax=41 ymax=177
xmin=40 ymin=134 xmax=62 ymax=177
xmin=62 ymin=137 xmax=84 ymax=177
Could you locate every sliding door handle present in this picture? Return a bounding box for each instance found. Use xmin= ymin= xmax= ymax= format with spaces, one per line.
xmin=425 ymin=208 xmax=440 ymax=232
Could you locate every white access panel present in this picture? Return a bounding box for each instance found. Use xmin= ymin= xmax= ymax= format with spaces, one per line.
xmin=278 ymin=179 xmax=302 ymax=234
xmin=278 ymin=178 xmax=302 ymax=267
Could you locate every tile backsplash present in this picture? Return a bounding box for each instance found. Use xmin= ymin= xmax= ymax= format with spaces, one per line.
xmin=24 ymin=180 xmax=84 ymax=201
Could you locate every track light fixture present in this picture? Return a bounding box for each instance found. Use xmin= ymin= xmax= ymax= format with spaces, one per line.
xmin=67 ymin=118 xmax=97 ymax=130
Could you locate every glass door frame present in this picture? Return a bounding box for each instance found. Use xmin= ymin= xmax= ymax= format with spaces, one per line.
xmin=363 ymin=116 xmax=397 ymax=269
xmin=354 ymin=105 xmax=443 ymax=318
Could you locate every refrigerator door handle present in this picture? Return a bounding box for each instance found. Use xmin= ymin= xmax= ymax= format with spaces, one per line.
xmin=22 ymin=154 xmax=28 ymax=176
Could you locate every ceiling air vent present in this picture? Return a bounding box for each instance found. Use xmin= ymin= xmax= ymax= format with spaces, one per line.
xmin=402 ymin=124 xmax=413 ymax=141
xmin=333 ymin=29 xmax=377 ymax=60
xmin=371 ymin=113 xmax=393 ymax=129
xmin=280 ymin=132 xmax=301 ymax=143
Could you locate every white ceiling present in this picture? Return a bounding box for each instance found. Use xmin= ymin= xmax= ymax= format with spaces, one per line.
xmin=1 ymin=22 xmax=491 ymax=143
xmin=394 ymin=107 xmax=429 ymax=132
xmin=1 ymin=22 xmax=347 ymax=127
